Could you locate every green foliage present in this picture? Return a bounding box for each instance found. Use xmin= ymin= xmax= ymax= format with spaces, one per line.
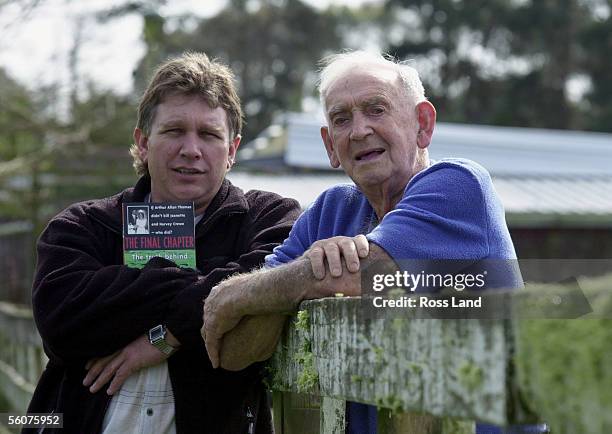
xmin=4 ymin=0 xmax=612 ymax=235
xmin=295 ymin=350 xmax=319 ymax=392
xmin=131 ymin=0 xmax=342 ymax=141
xmin=0 ymin=66 xmax=137 ymax=232
xmin=516 ymin=274 xmax=612 ymax=433
xmin=293 ymin=308 xmax=319 ymax=392
xmin=382 ymin=0 xmax=610 ymax=131
xmin=517 ymin=318 xmax=612 ymax=433
xmin=295 ymin=309 xmax=310 ymax=332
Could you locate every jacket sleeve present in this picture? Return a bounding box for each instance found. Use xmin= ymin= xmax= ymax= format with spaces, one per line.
xmin=164 ymin=193 xmax=301 ymax=349
xmin=32 ymin=207 xmax=200 ymax=363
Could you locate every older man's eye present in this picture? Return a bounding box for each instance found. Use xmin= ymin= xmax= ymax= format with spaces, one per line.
xmin=370 ymin=106 xmax=385 ymax=115
xmin=333 ymin=117 xmax=348 ymax=126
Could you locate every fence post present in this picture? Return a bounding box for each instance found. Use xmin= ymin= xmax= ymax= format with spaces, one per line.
xmin=320 ymin=397 xmax=345 ymax=434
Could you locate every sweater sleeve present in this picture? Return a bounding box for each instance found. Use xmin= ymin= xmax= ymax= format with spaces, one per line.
xmin=366 ymin=164 xmax=490 ymax=261
xmin=264 ymin=209 xmax=312 ymax=267
xmin=264 ymin=183 xmax=369 ymax=268
xmin=164 ymin=194 xmax=301 ymax=348
xmin=32 ymin=209 xmax=200 ymax=363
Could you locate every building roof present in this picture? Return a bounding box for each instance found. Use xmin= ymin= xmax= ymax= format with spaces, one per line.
xmin=494 ymin=175 xmax=612 ymax=227
xmin=227 ymin=172 xmax=612 ymax=227
xmin=281 ymin=113 xmax=612 ymax=176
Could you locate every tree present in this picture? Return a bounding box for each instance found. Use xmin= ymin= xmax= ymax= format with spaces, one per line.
xmin=131 ymin=0 xmax=342 ymax=141
xmin=579 ymin=1 xmax=612 ymax=131
xmin=382 ymin=0 xmax=598 ymax=130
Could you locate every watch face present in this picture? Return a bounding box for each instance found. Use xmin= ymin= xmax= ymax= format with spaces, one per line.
xmin=150 ymin=325 xmax=165 ymax=341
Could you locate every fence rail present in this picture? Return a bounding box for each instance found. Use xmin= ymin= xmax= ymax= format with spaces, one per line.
xmin=268 ymin=275 xmax=612 ymax=434
xmin=0 ymin=302 xmax=45 ymax=413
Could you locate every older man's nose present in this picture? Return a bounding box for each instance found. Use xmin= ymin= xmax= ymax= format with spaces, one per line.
xmin=349 ymin=112 xmax=373 ymax=141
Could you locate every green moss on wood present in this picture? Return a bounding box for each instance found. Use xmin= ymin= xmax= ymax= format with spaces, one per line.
xmin=407 ymin=362 xmax=423 ymax=375
xmin=351 ymin=375 xmax=364 ymax=383
xmin=293 ymin=308 xmax=319 ymax=393
xmin=295 ymin=351 xmax=319 ymax=392
xmin=372 ymin=345 xmax=385 ymax=364
xmin=295 ymin=309 xmax=309 ymax=332
xmin=458 ymin=361 xmax=484 ymax=392
xmin=391 ymin=317 xmax=404 ymax=333
xmin=375 ymin=394 xmax=404 ymax=415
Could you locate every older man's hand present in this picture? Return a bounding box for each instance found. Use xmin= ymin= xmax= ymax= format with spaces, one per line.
xmin=202 ymin=280 xmax=246 ymax=369
xmin=304 ymin=234 xmax=369 ymax=280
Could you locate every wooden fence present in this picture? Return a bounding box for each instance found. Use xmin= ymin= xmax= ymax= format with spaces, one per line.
xmin=0 ymin=222 xmax=33 ymax=305
xmin=0 ymin=302 xmax=45 ymax=420
xmin=1 ymin=274 xmax=612 ymax=433
xmin=268 ymin=275 xmax=612 ymax=434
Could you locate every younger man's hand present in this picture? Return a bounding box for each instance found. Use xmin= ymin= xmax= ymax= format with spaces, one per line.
xmin=83 ymin=333 xmax=176 ymax=395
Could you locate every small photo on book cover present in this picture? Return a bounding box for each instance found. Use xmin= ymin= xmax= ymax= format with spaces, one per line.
xmin=122 ymin=202 xmax=196 ymax=269
xmin=126 ymin=205 xmax=150 ymax=234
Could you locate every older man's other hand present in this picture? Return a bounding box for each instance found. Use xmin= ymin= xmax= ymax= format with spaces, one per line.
xmin=202 ymin=280 xmax=246 ymax=369
xmin=304 ymin=235 xmax=369 ymax=279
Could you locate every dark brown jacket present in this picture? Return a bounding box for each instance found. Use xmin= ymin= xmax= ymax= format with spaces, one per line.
xmin=26 ymin=176 xmax=300 ymax=434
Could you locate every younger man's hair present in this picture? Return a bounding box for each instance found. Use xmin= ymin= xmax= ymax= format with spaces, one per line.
xmin=131 ymin=52 xmax=243 ymax=176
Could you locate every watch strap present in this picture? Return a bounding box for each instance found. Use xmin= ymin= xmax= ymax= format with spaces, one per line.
xmin=148 ymin=325 xmax=176 ymax=355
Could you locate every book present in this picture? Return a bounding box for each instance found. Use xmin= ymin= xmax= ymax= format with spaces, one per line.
xmin=122 ymin=202 xmax=196 ymax=269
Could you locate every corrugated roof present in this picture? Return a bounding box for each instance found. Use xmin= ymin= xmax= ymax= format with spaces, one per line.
xmin=495 ymin=176 xmax=612 ymax=215
xmin=227 ymin=172 xmax=612 ymax=227
xmin=280 ymin=113 xmax=612 ymax=176
xmin=494 ymin=176 xmax=612 ymax=227
xmin=429 ymin=123 xmax=612 ymax=176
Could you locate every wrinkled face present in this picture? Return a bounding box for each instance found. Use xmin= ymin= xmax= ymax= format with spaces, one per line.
xmin=135 ymin=93 xmax=240 ymax=214
xmin=322 ymin=67 xmax=423 ymax=198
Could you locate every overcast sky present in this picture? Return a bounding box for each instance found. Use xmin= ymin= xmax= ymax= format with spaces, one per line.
xmin=0 ymin=0 xmax=374 ymax=97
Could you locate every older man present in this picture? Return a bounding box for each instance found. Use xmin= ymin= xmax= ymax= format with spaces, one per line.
xmin=203 ymin=50 xmax=545 ymax=434
xmin=26 ymin=52 xmax=300 ymax=434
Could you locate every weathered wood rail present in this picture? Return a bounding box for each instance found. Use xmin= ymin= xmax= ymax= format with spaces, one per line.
xmin=269 ymin=274 xmax=612 ymax=434
xmin=270 ymin=299 xmax=513 ymax=433
xmin=1 ymin=274 xmax=612 ymax=433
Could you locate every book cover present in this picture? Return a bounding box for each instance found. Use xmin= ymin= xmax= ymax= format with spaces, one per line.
xmin=122 ymin=202 xmax=196 ymax=269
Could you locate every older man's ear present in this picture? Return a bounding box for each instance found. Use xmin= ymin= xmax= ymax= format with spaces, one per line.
xmin=321 ymin=126 xmax=341 ymax=169
xmin=416 ymin=101 xmax=436 ymax=149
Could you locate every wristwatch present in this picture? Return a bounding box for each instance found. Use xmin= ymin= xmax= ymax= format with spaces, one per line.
xmin=148 ymin=325 xmax=176 ymax=355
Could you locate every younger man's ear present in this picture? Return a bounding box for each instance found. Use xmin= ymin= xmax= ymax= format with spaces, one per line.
xmin=321 ymin=126 xmax=340 ymax=169
xmin=133 ymin=128 xmax=149 ymax=161
xmin=227 ymin=135 xmax=241 ymax=170
xmin=415 ymin=101 xmax=436 ymax=149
